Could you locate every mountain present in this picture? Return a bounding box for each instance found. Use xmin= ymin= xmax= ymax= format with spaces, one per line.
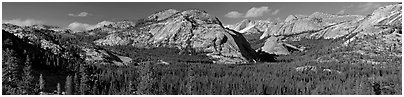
xmin=256 ymin=4 xmax=401 ymax=56
xmin=2 ymin=23 xmax=133 ymax=66
xmin=225 ymin=19 xmax=273 ymax=34
xmin=2 ymin=9 xmax=258 ymax=66
xmin=316 ymin=4 xmax=402 ymax=66
xmin=225 ymin=19 xmax=276 ymax=50
xmin=95 ymin=9 xmax=257 ymax=64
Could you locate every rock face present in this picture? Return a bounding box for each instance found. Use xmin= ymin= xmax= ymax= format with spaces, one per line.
xmin=342 ymin=4 xmax=402 ymax=45
xmin=313 ymin=4 xmax=401 ymax=71
xmin=259 ymin=36 xmax=304 ymax=55
xmin=81 ymin=20 xmax=136 ymax=36
xmin=78 ymin=43 xmax=132 ymax=66
xmin=226 ymin=19 xmax=272 ymax=34
xmin=260 ymin=12 xmax=364 ymax=40
xmin=260 ymin=36 xmax=290 ymax=55
xmin=95 ymin=9 xmax=257 ymax=64
xmin=259 ymin=4 xmax=401 ymax=56
xmin=225 ymin=19 xmax=275 ymax=50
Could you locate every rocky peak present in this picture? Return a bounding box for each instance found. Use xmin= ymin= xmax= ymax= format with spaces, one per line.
xmin=260 ymin=10 xmax=365 ymax=40
xmin=258 ymin=4 xmax=401 ymax=56
xmin=309 ymin=12 xmax=333 ymax=18
xmin=95 ymin=9 xmax=257 ymax=64
xmin=284 ymin=14 xmax=308 ymax=22
xmin=317 ymin=4 xmax=402 ymax=68
xmin=83 ymin=20 xmax=136 ymax=36
xmin=147 ymin=9 xmax=180 ymax=21
xmin=360 ymin=4 xmax=401 ymax=28
xmin=342 ymin=4 xmax=401 ymax=45
xmin=179 ymin=9 xmax=221 ymax=25
xmin=227 ymin=19 xmax=272 ymax=34
xmin=231 ymin=19 xmax=255 ymax=31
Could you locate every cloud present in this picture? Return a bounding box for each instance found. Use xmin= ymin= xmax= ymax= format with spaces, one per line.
xmin=271 ymin=9 xmax=280 ymax=15
xmin=357 ymin=2 xmax=382 ymax=13
xmin=67 ymin=21 xmax=113 ymax=32
xmin=245 ymin=6 xmax=271 ymax=18
xmin=3 ymin=19 xmax=44 ymax=26
xmin=224 ymin=6 xmax=273 ymax=19
xmin=224 ymin=11 xmax=244 ymax=18
xmin=77 ymin=12 xmax=89 ymax=17
xmin=68 ymin=12 xmax=90 ymax=17
xmin=337 ymin=9 xmax=346 ymax=14
xmin=68 ymin=22 xmax=93 ymax=32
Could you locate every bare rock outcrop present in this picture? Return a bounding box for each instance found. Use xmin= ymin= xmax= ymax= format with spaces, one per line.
xmin=259 ymin=36 xmax=290 ymax=55
xmin=95 ymin=9 xmax=257 ymax=64
xmin=259 ymin=4 xmax=401 ymax=56
xmin=260 ymin=12 xmax=364 ymax=40
xmin=226 ymin=19 xmax=272 ymax=34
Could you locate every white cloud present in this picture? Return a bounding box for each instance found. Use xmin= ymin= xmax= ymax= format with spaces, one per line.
xmin=224 ymin=11 xmax=244 ymax=18
xmin=271 ymin=9 xmax=280 ymax=15
xmin=68 ymin=12 xmax=90 ymax=17
xmin=68 ymin=13 xmax=75 ymax=16
xmin=225 ymin=6 xmax=275 ymax=19
xmin=67 ymin=21 xmax=113 ymax=32
xmin=357 ymin=2 xmax=382 ymax=13
xmin=337 ymin=9 xmax=346 ymax=14
xmin=245 ymin=6 xmax=271 ymax=18
xmin=3 ymin=19 xmax=44 ymax=26
xmin=78 ymin=12 xmax=89 ymax=17
xmin=68 ymin=22 xmax=93 ymax=32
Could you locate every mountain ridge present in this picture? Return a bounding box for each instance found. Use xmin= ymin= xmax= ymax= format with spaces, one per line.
xmin=94 ymin=9 xmax=257 ymax=64
xmin=224 ymin=4 xmax=402 ymax=56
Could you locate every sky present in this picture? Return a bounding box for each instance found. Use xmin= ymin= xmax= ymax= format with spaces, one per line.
xmin=2 ymin=2 xmax=400 ymax=31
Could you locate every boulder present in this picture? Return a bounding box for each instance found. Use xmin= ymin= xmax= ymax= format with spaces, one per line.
xmin=260 ymin=36 xmax=290 ymax=55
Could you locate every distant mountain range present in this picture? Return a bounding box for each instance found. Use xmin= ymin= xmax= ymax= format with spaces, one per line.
xmin=226 ymin=4 xmax=401 ymax=60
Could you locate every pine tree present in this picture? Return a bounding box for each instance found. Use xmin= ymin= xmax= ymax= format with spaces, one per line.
xmin=128 ymin=80 xmax=133 ymax=94
xmin=73 ymin=73 xmax=79 ymax=95
xmin=57 ymin=83 xmax=61 ymax=95
xmin=39 ymin=74 xmax=45 ymax=94
xmin=186 ymin=64 xmax=194 ymax=95
xmin=108 ymin=81 xmax=114 ymax=94
xmin=65 ymin=76 xmax=73 ymax=95
xmin=21 ymin=55 xmax=36 ymax=94
xmin=92 ymin=80 xmax=98 ymax=95
xmin=79 ymin=64 xmax=88 ymax=95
